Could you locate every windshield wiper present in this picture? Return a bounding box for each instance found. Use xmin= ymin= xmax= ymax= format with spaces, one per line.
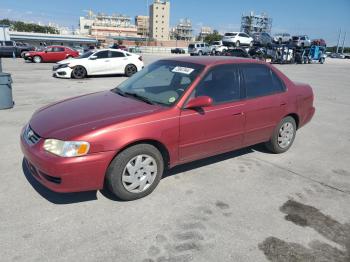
xmin=113 ymin=88 xmax=126 ymax=97
xmin=124 ymin=92 xmax=156 ymax=105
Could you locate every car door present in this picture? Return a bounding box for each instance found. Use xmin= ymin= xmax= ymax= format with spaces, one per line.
xmin=239 ymin=64 xmax=287 ymax=146
xmin=50 ymin=47 xmax=66 ymax=62
xmin=239 ymin=33 xmax=249 ymax=44
xmin=88 ymin=50 xmax=110 ymax=75
xmin=109 ymin=51 xmax=128 ymax=74
xmin=3 ymin=41 xmax=15 ymax=57
xmin=179 ymin=64 xmax=245 ymax=163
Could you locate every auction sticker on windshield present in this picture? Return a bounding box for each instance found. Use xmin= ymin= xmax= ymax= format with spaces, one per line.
xmin=172 ymin=66 xmax=194 ymax=75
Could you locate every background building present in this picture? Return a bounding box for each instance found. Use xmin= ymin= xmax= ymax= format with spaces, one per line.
xmin=135 ymin=15 xmax=149 ymax=37
xmin=172 ymin=18 xmax=193 ymax=41
xmin=149 ymin=0 xmax=170 ymax=41
xmin=199 ymin=26 xmax=213 ymax=41
xmin=240 ymin=11 xmax=272 ymax=35
xmin=79 ymin=10 xmax=138 ymax=41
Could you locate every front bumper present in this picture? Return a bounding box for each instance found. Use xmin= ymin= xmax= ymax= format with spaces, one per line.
xmin=52 ymin=67 xmax=73 ymax=78
xmin=20 ymin=126 xmax=116 ymax=193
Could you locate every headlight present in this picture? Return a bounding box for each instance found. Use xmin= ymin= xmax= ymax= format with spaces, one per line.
xmin=43 ymin=139 xmax=90 ymax=157
xmin=58 ymin=63 xmax=69 ymax=69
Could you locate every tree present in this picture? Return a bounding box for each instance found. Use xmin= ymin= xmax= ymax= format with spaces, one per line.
xmin=204 ymin=30 xmax=222 ymax=44
xmin=0 ymin=19 xmax=59 ymax=34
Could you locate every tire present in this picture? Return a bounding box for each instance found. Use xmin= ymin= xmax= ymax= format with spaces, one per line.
xmin=249 ymin=41 xmax=253 ymax=47
xmin=198 ymin=51 xmax=203 ymax=56
xmin=66 ymin=55 xmax=73 ymax=59
xmin=33 ymin=56 xmax=42 ymax=63
xmin=265 ymin=116 xmax=297 ymax=154
xmin=319 ymin=57 xmax=325 ymax=64
xmin=235 ymin=41 xmax=240 ymax=47
xmin=72 ymin=65 xmax=87 ymax=79
xmin=278 ymin=38 xmax=282 ymax=45
xmin=125 ymin=64 xmax=137 ymax=77
xmin=106 ymin=144 xmax=164 ymax=201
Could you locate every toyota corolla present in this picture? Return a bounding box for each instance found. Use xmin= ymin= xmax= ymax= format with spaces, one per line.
xmin=21 ymin=57 xmax=315 ymax=201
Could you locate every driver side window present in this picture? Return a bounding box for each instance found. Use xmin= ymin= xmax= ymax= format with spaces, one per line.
xmin=95 ymin=51 xmax=109 ymax=59
xmin=194 ymin=65 xmax=240 ymax=105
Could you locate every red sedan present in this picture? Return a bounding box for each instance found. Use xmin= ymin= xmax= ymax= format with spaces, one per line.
xmin=21 ymin=57 xmax=315 ymax=200
xmin=24 ymin=46 xmax=79 ymax=63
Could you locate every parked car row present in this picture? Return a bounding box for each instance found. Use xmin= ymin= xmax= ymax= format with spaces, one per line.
xmin=0 ymin=40 xmax=35 ymax=58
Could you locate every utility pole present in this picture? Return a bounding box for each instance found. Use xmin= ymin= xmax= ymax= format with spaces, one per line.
xmin=336 ymin=28 xmax=341 ymax=53
xmin=341 ymin=32 xmax=346 ymax=54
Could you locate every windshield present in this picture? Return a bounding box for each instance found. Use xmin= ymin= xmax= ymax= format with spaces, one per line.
xmin=213 ymin=41 xmax=220 ymax=45
xmin=112 ymin=60 xmax=204 ymax=106
xmin=78 ymin=51 xmax=93 ymax=58
xmin=225 ymin=33 xmax=237 ymax=37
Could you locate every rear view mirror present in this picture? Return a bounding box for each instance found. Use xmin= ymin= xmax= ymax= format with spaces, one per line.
xmin=185 ymin=96 xmax=213 ymax=109
xmin=89 ymin=55 xmax=97 ymax=60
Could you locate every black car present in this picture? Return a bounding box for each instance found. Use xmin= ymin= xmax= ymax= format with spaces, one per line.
xmin=171 ymin=48 xmax=186 ymax=54
xmin=0 ymin=41 xmax=35 ymax=58
xmin=252 ymin=32 xmax=273 ymax=47
xmin=222 ymin=48 xmax=250 ymax=58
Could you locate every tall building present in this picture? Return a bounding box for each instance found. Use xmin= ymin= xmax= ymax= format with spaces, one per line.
xmin=172 ymin=18 xmax=193 ymax=41
xmin=149 ymin=0 xmax=170 ymax=41
xmin=79 ymin=10 xmax=138 ymax=40
xmin=135 ymin=15 xmax=149 ymax=37
xmin=240 ymin=11 xmax=272 ymax=34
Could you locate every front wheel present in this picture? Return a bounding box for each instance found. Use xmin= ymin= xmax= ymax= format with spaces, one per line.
xmin=21 ymin=51 xmax=27 ymax=58
xmin=125 ymin=64 xmax=137 ymax=77
xmin=265 ymin=116 xmax=296 ymax=154
xmin=72 ymin=65 xmax=87 ymax=79
xmin=235 ymin=41 xmax=240 ymax=47
xmin=106 ymin=144 xmax=164 ymax=201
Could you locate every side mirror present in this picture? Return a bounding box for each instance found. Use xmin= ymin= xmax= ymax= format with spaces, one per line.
xmin=185 ymin=96 xmax=213 ymax=109
xmin=89 ymin=55 xmax=97 ymax=60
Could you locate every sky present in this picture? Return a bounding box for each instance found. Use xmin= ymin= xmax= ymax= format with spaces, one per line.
xmin=0 ymin=0 xmax=349 ymax=46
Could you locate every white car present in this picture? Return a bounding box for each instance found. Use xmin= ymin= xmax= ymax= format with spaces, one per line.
xmin=52 ymin=49 xmax=144 ymax=79
xmin=210 ymin=41 xmax=228 ymax=54
xmin=222 ymin=32 xmax=253 ymax=47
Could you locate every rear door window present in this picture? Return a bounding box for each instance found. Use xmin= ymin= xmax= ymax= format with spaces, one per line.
xmin=5 ymin=41 xmax=14 ymax=46
xmin=53 ymin=47 xmax=65 ymax=52
xmin=240 ymin=64 xmax=285 ymax=99
xmin=110 ymin=51 xmax=125 ymax=58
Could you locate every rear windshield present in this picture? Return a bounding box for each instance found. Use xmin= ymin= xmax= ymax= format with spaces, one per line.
xmin=225 ymin=33 xmax=237 ymax=37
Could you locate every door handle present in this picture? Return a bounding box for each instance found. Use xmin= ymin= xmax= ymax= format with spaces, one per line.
xmin=105 ymin=60 xmax=110 ymax=62
xmin=280 ymin=102 xmax=287 ymax=106
xmin=233 ymin=112 xmax=244 ymax=116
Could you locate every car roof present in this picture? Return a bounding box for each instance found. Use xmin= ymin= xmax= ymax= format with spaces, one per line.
xmin=159 ymin=56 xmax=263 ymax=66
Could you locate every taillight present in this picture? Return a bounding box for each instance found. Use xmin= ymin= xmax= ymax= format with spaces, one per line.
xmin=138 ymin=56 xmax=143 ymax=61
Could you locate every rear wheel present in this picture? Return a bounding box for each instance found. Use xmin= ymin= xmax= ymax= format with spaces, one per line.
xmin=125 ymin=64 xmax=137 ymax=77
xmin=265 ymin=116 xmax=296 ymax=154
xmin=72 ymin=65 xmax=87 ymax=79
xmin=198 ymin=51 xmax=203 ymax=56
xmin=235 ymin=41 xmax=240 ymax=47
xmin=106 ymin=144 xmax=164 ymax=201
xmin=33 ymin=56 xmax=42 ymax=63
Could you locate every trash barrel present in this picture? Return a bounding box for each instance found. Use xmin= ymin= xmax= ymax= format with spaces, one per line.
xmin=0 ymin=73 xmax=14 ymax=109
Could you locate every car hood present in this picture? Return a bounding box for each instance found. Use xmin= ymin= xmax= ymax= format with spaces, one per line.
xmin=29 ymin=91 xmax=161 ymax=140
xmin=57 ymin=57 xmax=85 ymax=65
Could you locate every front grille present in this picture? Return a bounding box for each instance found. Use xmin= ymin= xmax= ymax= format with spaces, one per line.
xmin=24 ymin=125 xmax=41 ymax=145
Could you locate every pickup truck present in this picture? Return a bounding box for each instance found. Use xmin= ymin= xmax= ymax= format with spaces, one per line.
xmin=0 ymin=41 xmax=35 ymax=58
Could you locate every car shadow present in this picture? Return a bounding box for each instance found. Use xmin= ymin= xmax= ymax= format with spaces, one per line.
xmin=163 ymin=147 xmax=254 ymax=179
xmin=22 ymin=159 xmax=97 ymax=205
xmin=22 ymin=145 xmax=266 ymax=204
